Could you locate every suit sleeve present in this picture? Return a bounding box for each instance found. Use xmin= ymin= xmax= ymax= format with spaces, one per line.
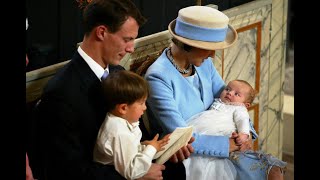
xmin=34 ymin=96 xmax=125 ymax=180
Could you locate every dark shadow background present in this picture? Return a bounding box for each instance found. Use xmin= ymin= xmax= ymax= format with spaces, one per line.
xmin=26 ymin=0 xmax=261 ymax=72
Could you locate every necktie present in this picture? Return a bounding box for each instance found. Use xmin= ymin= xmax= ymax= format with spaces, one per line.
xmin=101 ymin=70 xmax=109 ymax=80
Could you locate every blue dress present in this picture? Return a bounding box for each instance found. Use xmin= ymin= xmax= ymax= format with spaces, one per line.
xmin=145 ymin=48 xmax=286 ymax=179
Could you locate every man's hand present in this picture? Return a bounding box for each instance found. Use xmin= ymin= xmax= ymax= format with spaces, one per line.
xmin=169 ymin=136 xmax=195 ymax=163
xmin=26 ymin=54 xmax=29 ymax=66
xmin=26 ymin=153 xmax=34 ymax=180
xmin=137 ymin=163 xmax=165 ymax=180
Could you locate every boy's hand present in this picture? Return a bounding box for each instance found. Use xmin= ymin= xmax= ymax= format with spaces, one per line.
xmin=142 ymin=134 xmax=169 ymax=152
xmin=138 ymin=163 xmax=165 ymax=180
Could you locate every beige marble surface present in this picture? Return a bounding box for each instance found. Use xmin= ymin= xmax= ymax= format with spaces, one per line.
xmin=217 ymin=0 xmax=288 ymax=158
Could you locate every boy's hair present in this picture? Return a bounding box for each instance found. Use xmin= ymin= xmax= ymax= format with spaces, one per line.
xmin=82 ymin=0 xmax=147 ymax=35
xmin=102 ymin=70 xmax=149 ymax=111
xmin=234 ymin=79 xmax=256 ymax=104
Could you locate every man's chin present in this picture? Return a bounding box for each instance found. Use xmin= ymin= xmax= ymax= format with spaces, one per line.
xmin=110 ymin=60 xmax=121 ymax=66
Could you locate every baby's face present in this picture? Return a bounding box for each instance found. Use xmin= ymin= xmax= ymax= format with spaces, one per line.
xmin=220 ymin=81 xmax=250 ymax=104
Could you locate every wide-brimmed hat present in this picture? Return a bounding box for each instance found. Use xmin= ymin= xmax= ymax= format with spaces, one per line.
xmin=168 ymin=6 xmax=238 ymax=50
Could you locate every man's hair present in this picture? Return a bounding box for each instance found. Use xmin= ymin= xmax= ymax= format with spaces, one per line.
xmin=234 ymin=79 xmax=256 ymax=104
xmin=102 ymin=70 xmax=149 ymax=111
xmin=82 ymin=0 xmax=147 ymax=35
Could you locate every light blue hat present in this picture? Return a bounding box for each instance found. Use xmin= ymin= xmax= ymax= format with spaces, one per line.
xmin=168 ymin=6 xmax=238 ymax=50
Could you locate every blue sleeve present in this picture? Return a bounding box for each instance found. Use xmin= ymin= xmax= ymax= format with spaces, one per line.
xmin=192 ymin=133 xmax=230 ymax=158
xmin=145 ymin=56 xmax=230 ymax=158
xmin=249 ymin=119 xmax=258 ymax=140
xmin=191 ymin=119 xmax=257 ymax=158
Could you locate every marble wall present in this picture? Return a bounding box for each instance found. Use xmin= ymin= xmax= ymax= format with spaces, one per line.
xmin=215 ymin=0 xmax=288 ymax=158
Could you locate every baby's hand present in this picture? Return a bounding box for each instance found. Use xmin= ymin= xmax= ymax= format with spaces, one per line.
xmin=235 ymin=133 xmax=249 ymax=145
xmin=142 ymin=134 xmax=169 ymax=152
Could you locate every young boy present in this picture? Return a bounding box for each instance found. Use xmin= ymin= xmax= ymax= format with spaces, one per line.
xmin=93 ymin=70 xmax=169 ymax=180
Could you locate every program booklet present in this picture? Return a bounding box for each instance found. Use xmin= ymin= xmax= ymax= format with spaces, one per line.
xmin=154 ymin=126 xmax=193 ymax=164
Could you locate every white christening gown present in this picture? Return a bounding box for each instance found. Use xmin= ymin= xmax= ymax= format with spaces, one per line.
xmin=183 ymin=98 xmax=250 ymax=180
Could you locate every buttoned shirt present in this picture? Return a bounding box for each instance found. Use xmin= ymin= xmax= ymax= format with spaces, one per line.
xmin=77 ymin=46 xmax=109 ymax=81
xmin=93 ymin=113 xmax=157 ymax=179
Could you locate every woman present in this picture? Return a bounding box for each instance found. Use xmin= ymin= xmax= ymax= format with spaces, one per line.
xmin=145 ymin=6 xmax=285 ymax=180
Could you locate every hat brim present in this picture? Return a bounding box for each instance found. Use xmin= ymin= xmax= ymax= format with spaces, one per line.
xmin=168 ymin=19 xmax=238 ymax=50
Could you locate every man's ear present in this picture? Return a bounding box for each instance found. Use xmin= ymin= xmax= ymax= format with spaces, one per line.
xmin=95 ymin=25 xmax=108 ymax=41
xmin=116 ymin=103 xmax=128 ymax=115
xmin=244 ymin=102 xmax=251 ymax=109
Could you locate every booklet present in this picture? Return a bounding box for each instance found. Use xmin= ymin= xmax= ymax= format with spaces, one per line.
xmin=154 ymin=126 xmax=193 ymax=164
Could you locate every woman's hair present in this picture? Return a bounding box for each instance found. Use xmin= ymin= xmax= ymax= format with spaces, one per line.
xmin=172 ymin=38 xmax=192 ymax=52
xmin=234 ymin=79 xmax=256 ymax=104
xmin=82 ymin=0 xmax=147 ymax=35
xmin=102 ymin=70 xmax=149 ymax=111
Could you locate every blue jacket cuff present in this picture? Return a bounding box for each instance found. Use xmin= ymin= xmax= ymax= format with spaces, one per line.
xmin=192 ymin=133 xmax=229 ymax=158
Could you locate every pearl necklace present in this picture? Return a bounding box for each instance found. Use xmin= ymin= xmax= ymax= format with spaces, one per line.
xmin=166 ymin=47 xmax=192 ymax=74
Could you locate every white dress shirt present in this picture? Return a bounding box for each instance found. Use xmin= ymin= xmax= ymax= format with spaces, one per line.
xmin=77 ymin=46 xmax=109 ymax=81
xmin=93 ymin=113 xmax=157 ymax=179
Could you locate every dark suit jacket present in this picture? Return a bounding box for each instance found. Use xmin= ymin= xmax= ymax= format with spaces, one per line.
xmin=31 ymin=52 xmax=126 ymax=180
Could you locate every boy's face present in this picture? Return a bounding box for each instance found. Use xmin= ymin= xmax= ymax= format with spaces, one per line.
xmin=124 ymin=97 xmax=147 ymax=124
xmin=220 ymin=81 xmax=251 ymax=104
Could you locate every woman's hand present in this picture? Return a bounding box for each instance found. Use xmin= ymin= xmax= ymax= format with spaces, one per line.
xmin=229 ymin=132 xmax=240 ymax=152
xmin=169 ymin=136 xmax=195 ymax=163
xmin=239 ymin=133 xmax=253 ymax=151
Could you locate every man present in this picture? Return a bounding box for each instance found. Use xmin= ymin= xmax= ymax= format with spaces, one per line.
xmin=30 ymin=0 xmax=193 ymax=179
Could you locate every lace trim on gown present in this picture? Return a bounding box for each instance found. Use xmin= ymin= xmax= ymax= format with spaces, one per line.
xmin=215 ymin=98 xmax=246 ymax=107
